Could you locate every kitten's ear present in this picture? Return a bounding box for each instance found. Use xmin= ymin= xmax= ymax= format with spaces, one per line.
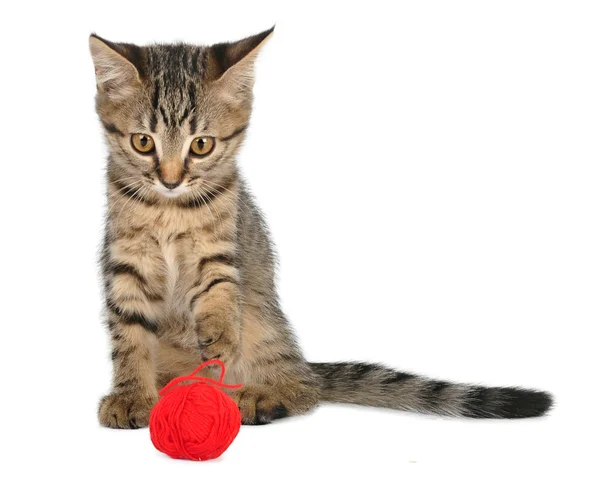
xmin=89 ymin=34 xmax=145 ymax=99
xmin=209 ymin=26 xmax=274 ymax=100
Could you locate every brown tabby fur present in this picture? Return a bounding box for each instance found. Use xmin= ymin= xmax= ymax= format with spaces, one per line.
xmin=91 ymin=28 xmax=551 ymax=428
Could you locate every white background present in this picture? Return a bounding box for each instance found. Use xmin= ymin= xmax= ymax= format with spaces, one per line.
xmin=1 ymin=1 xmax=598 ymax=483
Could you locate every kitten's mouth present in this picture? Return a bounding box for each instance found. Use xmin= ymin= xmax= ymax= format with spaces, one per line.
xmin=153 ymin=182 xmax=189 ymax=199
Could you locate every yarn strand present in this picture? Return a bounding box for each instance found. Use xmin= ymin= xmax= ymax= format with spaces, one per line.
xmin=159 ymin=359 xmax=243 ymax=396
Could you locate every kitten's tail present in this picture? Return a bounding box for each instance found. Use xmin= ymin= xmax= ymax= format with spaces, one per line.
xmin=310 ymin=362 xmax=552 ymax=418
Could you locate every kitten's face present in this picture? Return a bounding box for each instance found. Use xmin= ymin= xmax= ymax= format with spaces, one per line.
xmin=90 ymin=30 xmax=272 ymax=205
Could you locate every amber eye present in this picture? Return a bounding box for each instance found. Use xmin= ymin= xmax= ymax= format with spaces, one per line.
xmin=189 ymin=136 xmax=215 ymax=157
xmin=131 ymin=134 xmax=155 ymax=154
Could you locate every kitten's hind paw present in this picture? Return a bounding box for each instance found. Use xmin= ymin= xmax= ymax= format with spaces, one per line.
xmin=230 ymin=385 xmax=317 ymax=425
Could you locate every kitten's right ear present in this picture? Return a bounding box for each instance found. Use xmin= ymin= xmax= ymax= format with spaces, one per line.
xmin=89 ymin=34 xmax=144 ymax=100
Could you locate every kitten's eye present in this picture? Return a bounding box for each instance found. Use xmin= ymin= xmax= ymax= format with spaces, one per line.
xmin=189 ymin=137 xmax=215 ymax=157
xmin=131 ymin=134 xmax=155 ymax=154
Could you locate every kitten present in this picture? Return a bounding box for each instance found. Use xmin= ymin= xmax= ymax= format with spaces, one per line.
xmin=90 ymin=28 xmax=552 ymax=428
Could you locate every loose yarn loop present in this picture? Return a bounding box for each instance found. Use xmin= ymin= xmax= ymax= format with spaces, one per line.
xmin=149 ymin=360 xmax=242 ymax=461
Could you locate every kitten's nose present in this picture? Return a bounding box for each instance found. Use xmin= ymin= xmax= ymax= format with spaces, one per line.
xmin=161 ymin=179 xmax=182 ymax=190
xmin=158 ymin=155 xmax=184 ymax=190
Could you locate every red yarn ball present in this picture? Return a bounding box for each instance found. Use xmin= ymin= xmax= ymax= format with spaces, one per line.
xmin=149 ymin=363 xmax=241 ymax=461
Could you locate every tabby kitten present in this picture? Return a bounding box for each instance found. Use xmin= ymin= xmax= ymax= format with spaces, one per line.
xmin=90 ymin=28 xmax=552 ymax=428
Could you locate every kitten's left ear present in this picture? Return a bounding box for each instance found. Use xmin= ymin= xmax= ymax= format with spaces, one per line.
xmin=89 ymin=34 xmax=145 ymax=100
xmin=209 ymin=26 xmax=274 ymax=100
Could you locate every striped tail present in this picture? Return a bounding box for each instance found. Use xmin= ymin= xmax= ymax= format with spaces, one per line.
xmin=310 ymin=362 xmax=552 ymax=418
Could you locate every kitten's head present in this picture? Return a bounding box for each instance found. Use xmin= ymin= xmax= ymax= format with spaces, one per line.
xmin=89 ymin=28 xmax=273 ymax=203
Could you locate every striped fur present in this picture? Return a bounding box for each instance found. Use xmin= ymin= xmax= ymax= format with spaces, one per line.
xmin=90 ymin=29 xmax=552 ymax=428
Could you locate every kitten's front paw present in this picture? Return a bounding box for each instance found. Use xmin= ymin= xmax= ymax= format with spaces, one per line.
xmin=197 ymin=315 xmax=240 ymax=366
xmin=98 ymin=392 xmax=157 ymax=429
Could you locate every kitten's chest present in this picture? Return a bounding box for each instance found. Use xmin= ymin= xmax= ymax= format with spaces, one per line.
xmin=151 ymin=228 xmax=210 ymax=348
xmin=113 ymin=203 xmax=232 ymax=312
xmin=160 ymin=236 xmax=182 ymax=303
xmin=154 ymin=229 xmax=202 ymax=306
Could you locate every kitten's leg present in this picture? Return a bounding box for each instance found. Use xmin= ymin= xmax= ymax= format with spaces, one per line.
xmin=189 ymin=256 xmax=242 ymax=367
xmin=98 ymin=261 xmax=162 ymax=429
xmin=227 ymin=307 xmax=320 ymax=424
xmin=99 ymin=323 xmax=158 ymax=429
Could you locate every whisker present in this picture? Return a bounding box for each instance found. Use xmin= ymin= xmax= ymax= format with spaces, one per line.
xmin=201 ymin=179 xmax=242 ymax=205
xmin=109 ymin=175 xmax=143 ymax=185
xmin=201 ymin=178 xmax=253 ymax=218
xmin=196 ymin=189 xmax=221 ymax=231
xmin=115 ymin=183 xmax=146 ymax=221
xmin=206 ymin=187 xmax=238 ymax=236
xmin=113 ymin=179 xmax=142 ymax=192
xmin=186 ymin=178 xmax=244 ymax=237
xmin=108 ymin=180 xmax=143 ymax=214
